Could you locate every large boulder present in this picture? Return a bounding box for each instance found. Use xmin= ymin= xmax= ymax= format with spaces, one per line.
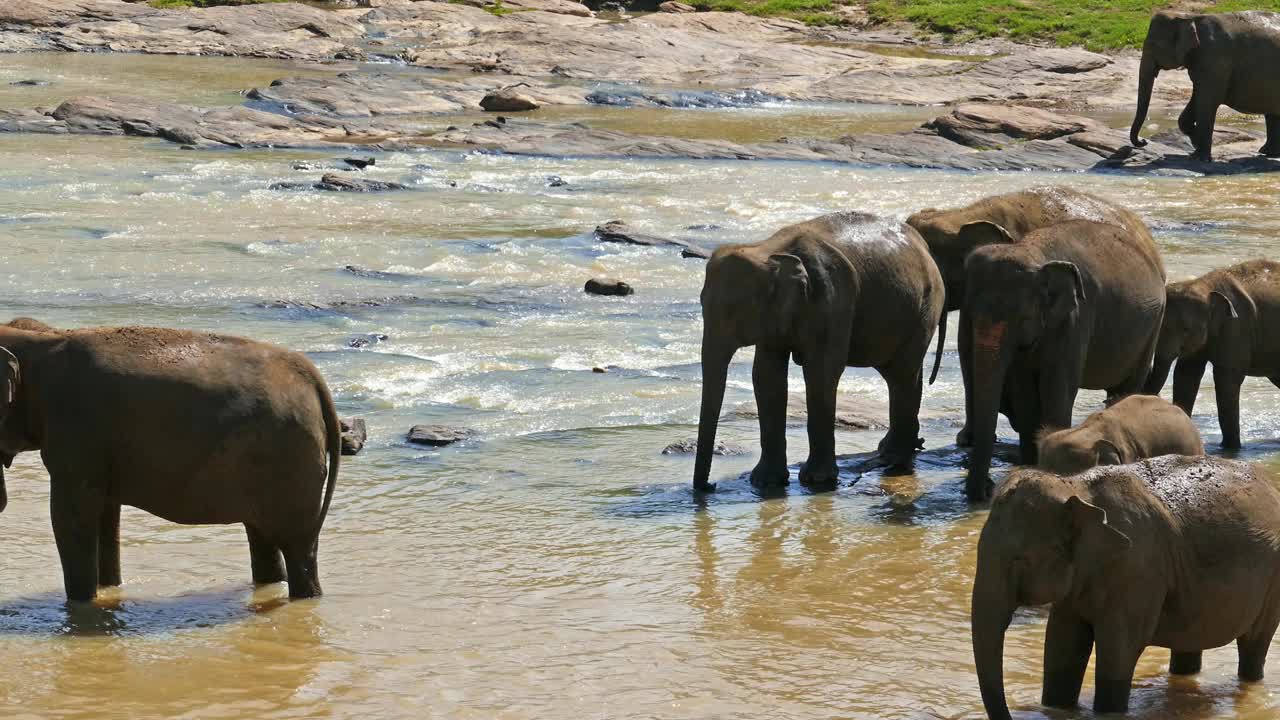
xmin=480 ymin=88 xmax=541 ymax=112
xmin=340 ymin=417 xmax=367 ymax=456
xmin=407 ymin=424 xmax=474 ymax=446
xmin=924 ymin=104 xmax=1103 ymax=149
xmin=584 ymin=278 xmax=634 ymax=296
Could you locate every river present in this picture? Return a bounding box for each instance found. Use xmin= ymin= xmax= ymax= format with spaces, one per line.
xmin=1 ymin=52 xmax=1279 ymax=719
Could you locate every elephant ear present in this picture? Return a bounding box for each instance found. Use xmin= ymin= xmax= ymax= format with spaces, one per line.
xmin=1174 ymin=17 xmax=1200 ymax=66
xmin=957 ymin=221 xmax=1016 ymax=250
xmin=1065 ymin=495 xmax=1131 ymax=567
xmin=1094 ymin=439 xmax=1123 ymax=467
xmin=768 ymin=253 xmax=810 ymax=328
xmin=1038 ymin=261 xmax=1086 ymax=324
xmin=1209 ymin=278 xmax=1258 ymax=369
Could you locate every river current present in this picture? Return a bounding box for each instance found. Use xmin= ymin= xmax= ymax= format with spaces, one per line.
xmin=1 ymin=52 xmax=1280 ymax=719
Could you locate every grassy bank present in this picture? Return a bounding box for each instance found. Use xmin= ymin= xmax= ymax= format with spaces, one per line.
xmin=866 ymin=0 xmax=1280 ymax=50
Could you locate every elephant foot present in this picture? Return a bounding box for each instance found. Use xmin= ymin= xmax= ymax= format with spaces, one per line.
xmin=1221 ymin=438 xmax=1242 ymax=452
xmin=798 ymin=459 xmax=838 ymax=489
xmin=1260 ymin=143 xmax=1280 ymax=158
xmin=693 ymin=479 xmax=717 ymax=493
xmin=1169 ymin=651 xmax=1203 ymax=675
xmin=877 ymin=437 xmax=922 ymax=470
xmin=965 ymin=475 xmax=994 ymax=502
xmin=1190 ymin=151 xmax=1212 ymax=163
xmin=749 ymin=463 xmax=790 ymax=489
xmin=955 ymin=426 xmax=974 ymax=448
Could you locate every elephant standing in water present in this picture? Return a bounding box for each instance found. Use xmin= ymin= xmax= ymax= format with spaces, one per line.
xmin=1145 ymin=259 xmax=1280 ymax=449
xmin=1130 ymin=11 xmax=1280 ymax=161
xmin=1037 ymin=394 xmax=1203 ymax=476
xmin=972 ymin=456 xmax=1280 ymax=719
xmin=0 ymin=325 xmax=340 ymax=602
xmin=907 ymin=187 xmax=1155 ymax=447
xmin=693 ymin=212 xmax=944 ymax=492
xmin=962 ymin=220 xmax=1165 ymax=501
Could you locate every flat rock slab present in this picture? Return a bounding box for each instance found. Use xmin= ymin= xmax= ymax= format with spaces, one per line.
xmin=593 ymin=220 xmax=711 ymax=257
xmin=662 ymin=438 xmax=747 ymax=456
xmin=407 ymin=424 xmax=474 ymax=446
xmin=272 ymin=173 xmax=410 ymax=192
xmin=340 ymin=417 xmax=368 ymax=456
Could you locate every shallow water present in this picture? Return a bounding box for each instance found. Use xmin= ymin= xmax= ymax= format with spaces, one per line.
xmin=2 ymin=53 xmax=1280 ymax=719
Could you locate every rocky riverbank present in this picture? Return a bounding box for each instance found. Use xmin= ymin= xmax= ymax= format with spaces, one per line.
xmin=4 ymin=0 xmax=1278 ymax=176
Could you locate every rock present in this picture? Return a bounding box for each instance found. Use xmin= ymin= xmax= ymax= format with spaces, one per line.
xmin=9 ymin=79 xmax=49 ymax=87
xmin=923 ymin=103 xmax=1103 ymax=149
xmin=340 ymin=417 xmax=367 ymax=456
xmin=658 ymin=1 xmax=696 ymax=11
xmin=546 ymin=175 xmax=567 ymax=187
xmin=499 ymin=0 xmax=594 ymax=16
xmin=347 ymin=333 xmax=389 ymax=348
xmin=592 ymin=366 xmax=607 ymax=373
xmin=406 ymin=425 xmax=474 ymax=447
xmin=342 ymin=157 xmax=376 ymax=169
xmin=584 ymin=278 xmax=634 ymax=296
xmin=662 ymin=438 xmax=747 ymax=455
xmin=480 ymin=88 xmax=542 ymax=112
xmin=593 ymin=220 xmax=712 ymax=256
xmin=272 ymin=173 xmax=410 ymax=192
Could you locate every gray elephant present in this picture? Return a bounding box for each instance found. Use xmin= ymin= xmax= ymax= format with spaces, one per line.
xmin=1144 ymin=259 xmax=1280 ymax=449
xmin=693 ymin=212 xmax=944 ymax=492
xmin=1037 ymin=394 xmax=1203 ymax=476
xmin=972 ymin=456 xmax=1280 ymax=719
xmin=963 ymin=220 xmax=1165 ymax=501
xmin=907 ymin=187 xmax=1154 ymax=447
xmin=1130 ymin=10 xmax=1280 ymax=161
xmin=0 ymin=325 xmax=340 ymax=602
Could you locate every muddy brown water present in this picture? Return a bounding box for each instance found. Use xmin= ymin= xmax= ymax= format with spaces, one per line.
xmin=1 ymin=52 xmax=1280 ymax=719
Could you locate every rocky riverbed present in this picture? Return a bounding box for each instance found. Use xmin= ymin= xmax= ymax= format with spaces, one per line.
xmin=7 ymin=0 xmax=1275 ymax=177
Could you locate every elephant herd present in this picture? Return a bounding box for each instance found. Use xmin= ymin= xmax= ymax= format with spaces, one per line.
xmin=691 ymin=185 xmax=1280 ymax=717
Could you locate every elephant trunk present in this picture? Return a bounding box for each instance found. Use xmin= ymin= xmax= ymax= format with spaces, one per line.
xmin=1130 ymin=55 xmax=1159 ymax=147
xmin=972 ymin=553 xmax=1016 ymax=720
xmin=1144 ymin=354 xmax=1174 ymax=396
xmin=966 ymin=318 xmax=1010 ymax=501
xmin=693 ymin=336 xmax=734 ymax=492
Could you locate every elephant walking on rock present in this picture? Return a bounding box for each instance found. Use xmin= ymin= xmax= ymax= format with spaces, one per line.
xmin=973 ymin=456 xmax=1280 ymax=719
xmin=1144 ymin=259 xmax=1280 ymax=449
xmin=0 ymin=326 xmax=340 ymax=602
xmin=907 ymin=187 xmax=1155 ymax=448
xmin=962 ymin=220 xmax=1165 ymax=501
xmin=693 ymin=212 xmax=944 ymax=492
xmin=1130 ymin=11 xmax=1280 ymax=161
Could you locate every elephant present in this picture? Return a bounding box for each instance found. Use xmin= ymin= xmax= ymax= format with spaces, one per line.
xmin=907 ymin=187 xmax=1155 ymax=447
xmin=0 ymin=325 xmax=340 ymax=602
xmin=1130 ymin=11 xmax=1280 ymax=161
xmin=962 ymin=219 xmax=1165 ymax=501
xmin=6 ymin=317 xmax=58 ymax=333
xmin=972 ymin=455 xmax=1280 ymax=719
xmin=1037 ymin=394 xmax=1203 ymax=476
xmin=1143 ymin=259 xmax=1280 ymax=449
xmin=693 ymin=211 xmax=944 ymax=492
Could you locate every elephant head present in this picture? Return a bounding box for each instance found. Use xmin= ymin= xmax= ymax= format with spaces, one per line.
xmin=906 ymin=216 xmax=1018 ymax=382
xmin=964 ymin=242 xmax=1085 ymax=498
xmin=0 ymin=347 xmax=21 ymax=513
xmin=1145 ymin=276 xmax=1250 ymax=394
xmin=1037 ymin=428 xmax=1122 ymax=476
xmin=693 ymin=247 xmax=814 ymax=491
xmin=972 ymin=472 xmax=1131 ymax=719
xmin=1131 ymin=12 xmax=1201 ymax=147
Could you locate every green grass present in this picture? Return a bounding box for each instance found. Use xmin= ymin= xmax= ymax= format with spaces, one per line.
xmin=148 ymin=0 xmax=288 ymax=7
xmin=690 ymin=0 xmax=846 ymax=25
xmin=865 ymin=0 xmax=1280 ymax=51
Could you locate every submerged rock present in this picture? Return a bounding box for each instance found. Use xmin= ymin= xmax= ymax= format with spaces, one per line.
xmin=662 ymin=438 xmax=747 ymax=456
xmin=407 ymin=425 xmax=474 ymax=447
xmin=347 ymin=333 xmax=389 ymax=348
xmin=271 ymin=173 xmax=410 ymax=192
xmin=342 ymin=157 xmax=377 ymax=169
xmin=9 ymin=79 xmax=50 ymax=87
xmin=584 ymin=278 xmax=634 ymax=296
xmin=593 ymin=221 xmax=712 ymax=257
xmin=340 ymin=417 xmax=368 ymax=456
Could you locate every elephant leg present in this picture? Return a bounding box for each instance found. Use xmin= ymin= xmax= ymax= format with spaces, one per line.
xmin=1177 ymin=96 xmax=1197 ymax=143
xmin=877 ymin=358 xmax=923 ymax=469
xmin=1041 ymin=606 xmax=1093 ymax=709
xmin=1014 ymin=365 xmax=1045 ymax=466
xmin=246 ymin=524 xmax=287 ymax=585
xmin=1169 ymin=650 xmax=1203 ymax=675
xmin=956 ymin=309 xmax=976 ymax=447
xmin=798 ymin=352 xmax=843 ymax=488
xmin=97 ymin=502 xmax=121 ymax=588
xmin=1237 ymin=615 xmax=1280 ymax=681
xmin=1189 ymin=91 xmax=1221 ymax=162
xmin=1262 ymin=115 xmax=1280 ymax=157
xmin=1171 ymin=357 xmax=1208 ymax=416
xmin=281 ymin=535 xmax=322 ymax=600
xmin=1270 ymin=374 xmax=1280 ymax=392
xmin=1213 ymin=365 xmax=1246 ymax=450
xmin=50 ymin=478 xmax=103 ymax=603
xmin=750 ymin=348 xmax=791 ymax=488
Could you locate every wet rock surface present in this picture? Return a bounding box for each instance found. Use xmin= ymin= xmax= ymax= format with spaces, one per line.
xmin=583 ymin=278 xmax=634 ymax=296
xmin=340 ymin=417 xmax=368 ymax=456
xmin=271 ymin=173 xmax=411 ymax=192
xmin=662 ymin=438 xmax=747 ymax=455
xmin=594 ymin=220 xmax=711 ymax=256
xmin=406 ymin=424 xmax=474 ymax=446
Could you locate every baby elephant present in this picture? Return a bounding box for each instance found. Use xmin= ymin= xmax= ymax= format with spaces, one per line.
xmin=1037 ymin=394 xmax=1203 ymax=476
xmin=972 ymin=455 xmax=1280 ymax=719
xmin=1144 ymin=259 xmax=1280 ymax=449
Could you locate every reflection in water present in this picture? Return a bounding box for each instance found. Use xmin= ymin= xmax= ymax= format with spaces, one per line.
xmin=1 ymin=51 xmax=1280 ymax=719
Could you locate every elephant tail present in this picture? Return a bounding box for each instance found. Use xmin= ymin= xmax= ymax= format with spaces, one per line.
xmin=928 ymin=311 xmax=947 ymax=385
xmin=316 ymin=376 xmax=341 ymax=531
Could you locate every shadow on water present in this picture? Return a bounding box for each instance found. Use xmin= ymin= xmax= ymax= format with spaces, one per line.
xmin=0 ymin=585 xmax=291 ymax=637
xmin=603 ymin=440 xmax=1021 ymax=521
